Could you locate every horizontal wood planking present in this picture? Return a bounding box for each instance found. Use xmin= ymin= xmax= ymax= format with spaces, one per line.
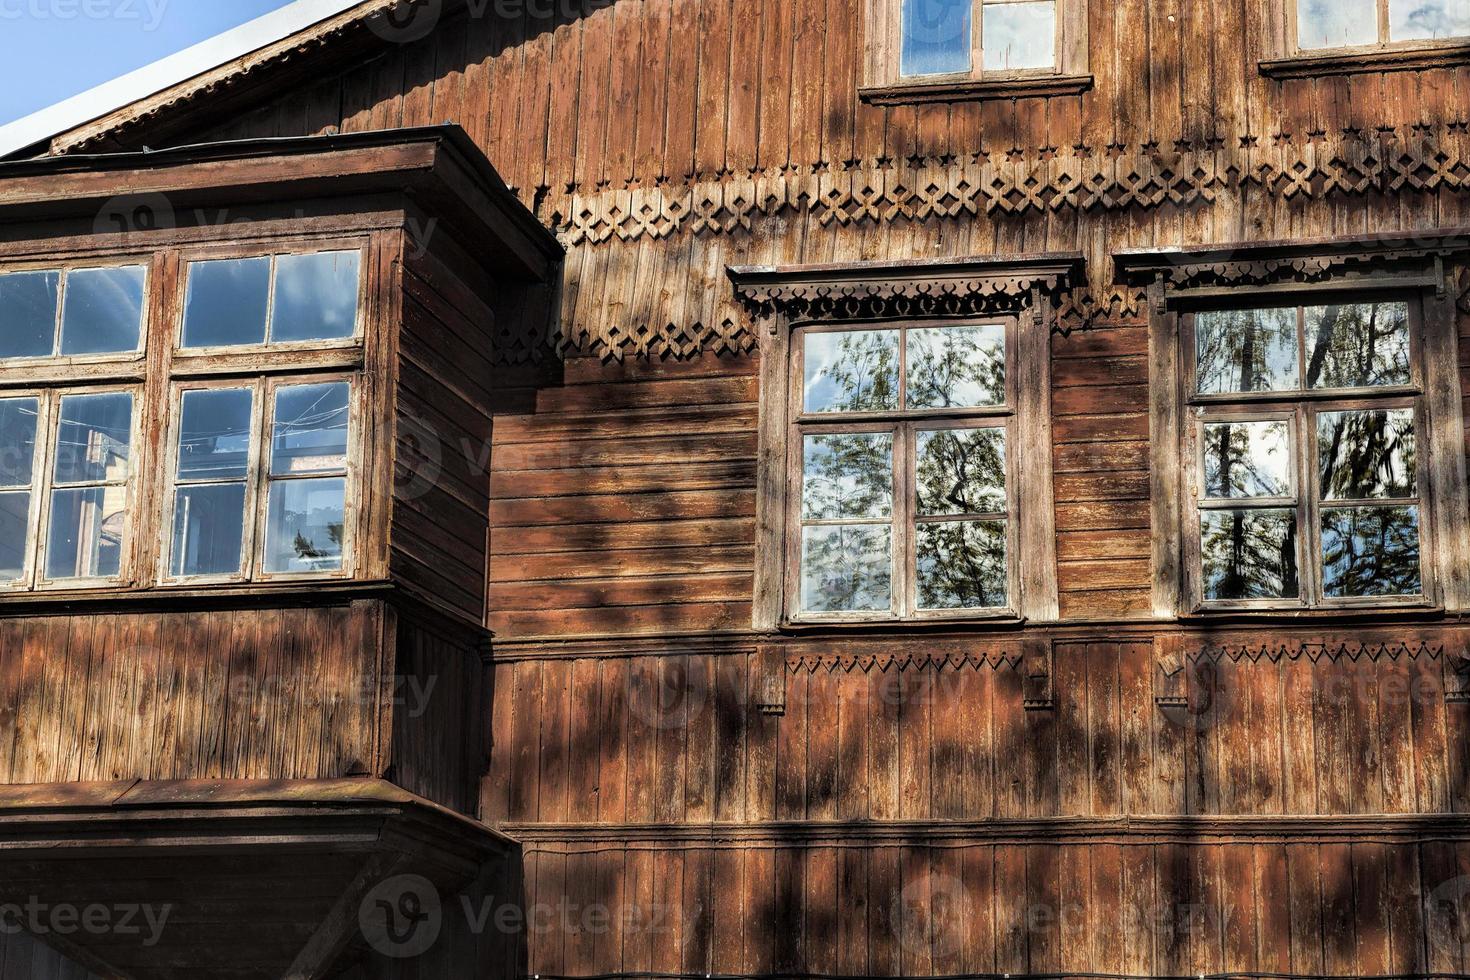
xmin=483 ymin=635 xmax=1470 ymax=827
xmin=1053 ymin=325 xmax=1152 ymax=616
xmin=489 ymin=353 xmax=759 ymax=639
xmin=514 ymin=836 xmax=1460 ymax=977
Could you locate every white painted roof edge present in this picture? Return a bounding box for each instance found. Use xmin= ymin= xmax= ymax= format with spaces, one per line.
xmin=0 ymin=0 xmax=368 ymax=159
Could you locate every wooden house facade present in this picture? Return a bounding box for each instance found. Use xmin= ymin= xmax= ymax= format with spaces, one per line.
xmin=3 ymin=0 xmax=1470 ymax=974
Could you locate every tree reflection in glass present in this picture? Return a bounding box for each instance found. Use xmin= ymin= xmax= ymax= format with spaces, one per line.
xmin=1319 ymin=408 xmax=1416 ymax=500
xmin=1322 ymin=506 xmax=1421 ymax=597
xmin=802 ymin=433 xmax=893 ymax=520
xmin=800 ymin=432 xmax=893 ymax=613
xmin=1200 ymin=509 xmax=1300 ymax=600
xmin=1202 ymin=420 xmax=1291 ymax=498
xmin=916 ymin=428 xmax=1005 ymax=515
xmin=907 ymin=324 xmax=1005 ymax=409
xmin=917 ymin=521 xmax=1006 ymax=609
xmin=1303 ymin=302 xmax=1411 ymax=389
xmin=1197 ymin=307 xmax=1299 ymax=394
xmin=803 ymin=330 xmax=899 ymax=413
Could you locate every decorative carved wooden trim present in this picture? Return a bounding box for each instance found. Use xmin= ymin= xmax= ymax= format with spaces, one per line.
xmin=1021 ymin=638 xmax=1055 ymax=711
xmin=549 ymin=126 xmax=1470 ymax=246
xmin=1115 ymin=231 xmax=1470 ymax=297
xmin=755 ymin=645 xmax=787 ymax=715
xmin=785 ymin=648 xmax=1025 ymax=674
xmin=1187 ymin=639 xmax=1444 ymax=664
xmin=729 ymin=254 xmax=1085 ymax=322
xmin=1260 ymin=42 xmax=1470 ymax=79
xmin=858 ymin=74 xmax=1094 ymax=106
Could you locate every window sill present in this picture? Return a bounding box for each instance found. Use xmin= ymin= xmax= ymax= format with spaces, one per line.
xmin=858 ymin=74 xmax=1094 ymax=106
xmin=1179 ymin=603 xmax=1444 ymax=626
xmin=1260 ymin=41 xmax=1470 ymax=79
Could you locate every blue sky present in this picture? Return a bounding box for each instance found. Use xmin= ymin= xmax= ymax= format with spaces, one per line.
xmin=0 ymin=0 xmax=299 ymax=127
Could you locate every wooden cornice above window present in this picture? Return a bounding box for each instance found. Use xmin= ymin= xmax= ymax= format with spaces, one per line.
xmin=1114 ymin=230 xmax=1470 ymax=303
xmin=727 ymin=253 xmax=1086 ymax=323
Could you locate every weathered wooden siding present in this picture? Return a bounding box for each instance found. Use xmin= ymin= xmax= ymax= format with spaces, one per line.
xmin=488 ymin=351 xmax=758 ymax=638
xmin=159 ymin=2 xmax=1470 ymax=357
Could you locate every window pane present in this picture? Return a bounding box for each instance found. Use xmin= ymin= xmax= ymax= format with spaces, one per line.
xmin=1390 ymin=0 xmax=1470 ymax=40
xmin=59 ymin=265 xmax=146 ymax=356
xmin=181 ymin=257 xmax=270 ymax=349
xmin=1322 ymin=506 xmax=1422 ymax=598
xmin=802 ymin=433 xmax=893 ymax=520
xmin=177 ymin=388 xmax=253 ymax=481
xmin=272 ymin=383 xmax=350 ymax=475
xmin=1200 ymin=508 xmax=1300 ymax=601
xmin=907 ymin=324 xmax=1005 ymax=408
xmin=265 ymin=477 xmax=346 ymax=574
xmin=1303 ymin=302 xmax=1411 ymax=389
xmin=901 ymin=0 xmax=971 ymax=76
xmin=804 ymin=330 xmax=900 ymax=413
xmin=1319 ymin=408 xmax=1416 ymax=500
xmin=982 ymin=0 xmax=1056 ymax=71
xmin=801 ymin=524 xmax=892 ymax=613
xmin=1202 ymin=419 xmax=1291 ymax=499
xmin=916 ymin=427 xmax=1006 ymax=515
xmin=1196 ymin=308 xmax=1299 ymax=394
xmin=0 ymin=270 xmax=59 ymax=359
xmin=917 ymin=520 xmax=1007 ymax=609
xmin=0 ymin=398 xmax=39 ymax=489
xmin=46 ymin=485 xmax=126 ymax=579
xmin=53 ymin=392 xmax=132 ymax=485
xmin=0 ymin=492 xmax=28 ymax=582
xmin=171 ymin=484 xmax=247 ymax=578
xmin=270 ymin=251 xmax=361 ymax=343
xmin=1298 ymin=0 xmax=1378 ymax=47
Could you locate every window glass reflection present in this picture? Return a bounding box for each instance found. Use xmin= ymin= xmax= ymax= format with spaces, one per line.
xmin=982 ymin=0 xmax=1056 ymax=70
xmin=1390 ymin=0 xmax=1470 ymax=40
xmin=907 ymin=324 xmax=1005 ymax=408
xmin=801 ymin=525 xmax=892 ymax=612
xmin=1322 ymin=506 xmax=1421 ymax=597
xmin=1196 ymin=307 xmax=1299 ymax=394
xmin=181 ymin=257 xmax=271 ymax=349
xmin=53 ymin=393 xmax=132 ymax=485
xmin=803 ymin=330 xmax=900 ymax=413
xmin=59 ymin=265 xmax=146 ymax=356
xmin=1298 ymin=0 xmax=1378 ymax=47
xmin=901 ymin=0 xmax=971 ymax=75
xmin=1319 ymin=408 xmax=1416 ymax=500
xmin=1200 ymin=508 xmax=1300 ymax=600
xmin=46 ymin=485 xmax=127 ymax=580
xmin=0 ymin=271 xmax=59 ymax=359
xmin=264 ymin=477 xmax=346 ymax=574
xmin=916 ymin=427 xmax=1005 ymax=515
xmin=270 ymin=251 xmax=361 ymax=343
xmin=272 ymin=383 xmax=350 ymax=475
xmin=802 ymin=433 xmax=893 ymax=520
xmin=0 ymin=398 xmax=39 ymax=489
xmin=1202 ymin=420 xmax=1291 ymax=499
xmin=0 ymin=492 xmax=27 ymax=581
xmin=917 ymin=520 xmax=1006 ymax=609
xmin=1303 ymin=302 xmax=1411 ymax=389
xmin=177 ymin=388 xmax=253 ymax=482
xmin=171 ymin=484 xmax=247 ymax=578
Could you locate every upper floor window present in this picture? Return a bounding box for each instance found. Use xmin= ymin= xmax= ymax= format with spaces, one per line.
xmin=0 ymin=264 xmax=147 ymax=360
xmin=1184 ymin=300 xmax=1431 ymax=609
xmin=791 ymin=320 xmax=1016 ymax=620
xmin=861 ymin=0 xmax=1090 ymax=102
xmin=1297 ymin=0 xmax=1469 ymax=50
xmin=0 ymin=242 xmax=364 ymax=594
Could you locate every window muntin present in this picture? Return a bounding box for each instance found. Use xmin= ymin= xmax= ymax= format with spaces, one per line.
xmin=899 ymin=0 xmax=1059 ymax=79
xmin=180 ymin=249 xmax=362 ymax=350
xmin=1296 ymin=0 xmax=1470 ymax=50
xmin=163 ymin=378 xmax=354 ymax=584
xmin=0 ymin=264 xmax=146 ymax=361
xmin=0 ymin=397 xmax=40 ymax=584
xmin=792 ymin=321 xmax=1014 ymax=620
xmin=1187 ymin=299 xmax=1427 ymax=609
